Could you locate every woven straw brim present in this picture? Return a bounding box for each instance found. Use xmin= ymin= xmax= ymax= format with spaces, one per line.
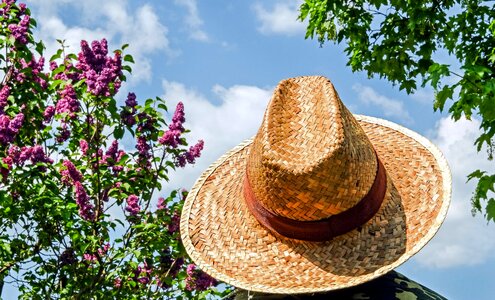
xmin=180 ymin=115 xmax=451 ymax=294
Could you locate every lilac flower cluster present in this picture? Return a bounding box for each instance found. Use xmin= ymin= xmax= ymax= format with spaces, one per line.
xmin=102 ymin=140 xmax=126 ymax=173
xmin=168 ymin=210 xmax=180 ymax=234
xmin=8 ymin=14 xmax=29 ymax=44
xmin=121 ymin=92 xmax=137 ymax=126
xmin=6 ymin=146 xmax=43 ymax=173
xmin=56 ymin=84 xmax=80 ymax=119
xmin=79 ymin=140 xmax=89 ymax=155
xmin=51 ymin=59 xmax=80 ymax=82
xmin=83 ymin=243 xmax=110 ymax=262
xmin=74 ymin=181 xmax=94 ymax=221
xmin=185 ymin=264 xmax=217 ymax=291
xmin=76 ymin=39 xmax=122 ymax=97
xmin=5 ymin=145 xmax=53 ymax=171
xmin=157 ymin=197 xmax=166 ymax=210
xmin=158 ymin=102 xmax=185 ymax=148
xmin=0 ymin=112 xmax=24 ymax=144
xmin=16 ymin=55 xmax=47 ymax=89
xmin=176 ymin=140 xmax=204 ymax=168
xmin=61 ymin=160 xmax=83 ymax=185
xmin=56 ymin=124 xmax=70 ymax=143
xmin=134 ymin=262 xmax=152 ymax=285
xmin=135 ymin=136 xmax=151 ymax=169
xmin=1 ymin=156 xmax=13 ymax=180
xmin=125 ymin=194 xmax=140 ymax=216
xmin=0 ymin=85 xmax=10 ymax=112
xmin=43 ymin=105 xmax=55 ymax=123
xmin=1 ymin=0 xmax=16 ymax=16
xmin=59 ymin=159 xmax=94 ymax=220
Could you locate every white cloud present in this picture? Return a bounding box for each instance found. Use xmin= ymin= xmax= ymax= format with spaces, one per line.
xmin=160 ymin=80 xmax=273 ymax=191
xmin=253 ymin=1 xmax=306 ymax=36
xmin=174 ymin=0 xmax=209 ymax=42
xmin=412 ymin=117 xmax=495 ymax=268
xmin=25 ymin=0 xmax=175 ymax=83
xmin=352 ymin=83 xmax=414 ymax=124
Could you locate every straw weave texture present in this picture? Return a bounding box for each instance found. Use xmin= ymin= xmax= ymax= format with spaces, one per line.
xmin=181 ymin=77 xmax=451 ymax=294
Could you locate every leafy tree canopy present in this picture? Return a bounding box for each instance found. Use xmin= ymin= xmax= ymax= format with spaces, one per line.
xmin=299 ymin=0 xmax=495 ymax=221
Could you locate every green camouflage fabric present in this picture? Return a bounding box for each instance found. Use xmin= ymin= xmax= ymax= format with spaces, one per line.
xmin=233 ymin=271 xmax=447 ymax=300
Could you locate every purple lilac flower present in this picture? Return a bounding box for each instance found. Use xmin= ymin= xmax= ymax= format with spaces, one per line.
xmin=9 ymin=112 xmax=24 ymax=134
xmin=74 ymin=181 xmax=95 ymax=221
xmin=111 ymin=150 xmax=125 ymax=174
xmin=56 ymin=84 xmax=79 ymax=118
xmin=105 ymin=140 xmax=118 ymax=162
xmin=53 ymin=60 xmax=80 ymax=82
xmin=76 ymin=39 xmax=122 ymax=97
xmin=125 ymin=92 xmax=137 ymax=108
xmin=0 ymin=113 xmax=23 ymax=144
xmin=97 ymin=243 xmax=110 ymax=256
xmin=170 ymin=102 xmax=185 ymax=131
xmin=158 ymin=129 xmax=181 ymax=148
xmin=157 ymin=197 xmax=166 ymax=210
xmin=8 ymin=145 xmax=20 ymax=163
xmin=185 ymin=264 xmax=217 ymax=291
xmin=80 ymin=140 xmax=89 ymax=155
xmin=1 ymin=0 xmax=15 ymax=16
xmin=19 ymin=146 xmax=32 ymax=163
xmin=16 ymin=55 xmax=47 ymax=89
xmin=121 ymin=110 xmax=135 ymax=126
xmin=176 ymin=154 xmax=187 ymax=168
xmin=56 ymin=123 xmax=70 ymax=143
xmin=0 ymin=85 xmax=10 ymax=111
xmin=43 ymin=106 xmax=55 ymax=123
xmin=1 ymin=156 xmax=13 ymax=179
xmin=168 ymin=210 xmax=180 ymax=234
xmin=49 ymin=61 xmax=58 ymax=71
xmin=18 ymin=3 xmax=26 ymax=13
xmin=135 ymin=262 xmax=152 ymax=285
xmin=125 ymin=194 xmax=140 ymax=216
xmin=136 ymin=136 xmax=150 ymax=158
xmin=61 ymin=159 xmax=82 ymax=185
xmin=185 ymin=140 xmax=204 ymax=164
xmin=158 ymin=102 xmax=187 ymax=148
xmin=0 ymin=115 xmax=12 ymax=144
xmin=30 ymin=145 xmax=53 ymax=164
xmin=83 ymin=253 xmax=97 ymax=262
xmin=8 ymin=14 xmax=29 ymax=44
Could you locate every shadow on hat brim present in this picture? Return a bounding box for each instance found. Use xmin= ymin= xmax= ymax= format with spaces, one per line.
xmin=180 ymin=115 xmax=451 ymax=294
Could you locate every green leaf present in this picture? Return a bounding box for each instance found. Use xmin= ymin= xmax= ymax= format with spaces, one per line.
xmin=486 ymin=198 xmax=495 ymax=222
xmin=113 ymin=126 xmax=124 ymax=139
xmin=123 ymin=54 xmax=135 ymax=63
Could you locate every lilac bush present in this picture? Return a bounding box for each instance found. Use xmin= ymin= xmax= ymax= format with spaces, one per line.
xmin=0 ymin=1 xmax=230 ymax=298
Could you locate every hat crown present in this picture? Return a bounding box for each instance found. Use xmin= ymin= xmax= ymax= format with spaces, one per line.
xmin=246 ymin=76 xmax=378 ymax=221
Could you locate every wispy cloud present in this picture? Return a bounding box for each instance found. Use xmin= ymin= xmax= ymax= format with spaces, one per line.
xmin=174 ymin=0 xmax=209 ymax=42
xmin=352 ymin=83 xmax=414 ymax=125
xmin=25 ymin=0 xmax=175 ymax=83
xmin=413 ymin=117 xmax=495 ymax=268
xmin=252 ymin=1 xmax=306 ymax=36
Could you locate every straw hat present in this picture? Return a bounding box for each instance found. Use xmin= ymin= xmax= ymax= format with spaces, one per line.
xmin=180 ymin=76 xmax=451 ymax=294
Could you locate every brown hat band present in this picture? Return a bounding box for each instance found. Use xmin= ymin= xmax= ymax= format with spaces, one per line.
xmin=243 ymin=155 xmax=387 ymax=242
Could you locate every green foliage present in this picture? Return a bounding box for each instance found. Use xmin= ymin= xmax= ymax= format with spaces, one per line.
xmin=299 ymin=0 xmax=495 ymax=222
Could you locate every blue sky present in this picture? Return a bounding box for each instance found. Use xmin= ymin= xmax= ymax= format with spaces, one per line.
xmin=9 ymin=1 xmax=494 ymax=299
